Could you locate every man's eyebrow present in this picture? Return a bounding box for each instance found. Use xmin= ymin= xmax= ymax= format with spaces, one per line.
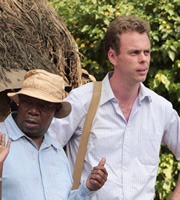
xmin=128 ymin=49 xmax=141 ymax=53
xmin=128 ymin=48 xmax=151 ymax=53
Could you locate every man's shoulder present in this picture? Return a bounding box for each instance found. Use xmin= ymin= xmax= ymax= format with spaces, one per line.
xmin=0 ymin=121 xmax=5 ymax=130
xmin=67 ymin=82 xmax=94 ymax=100
xmin=0 ymin=120 xmax=10 ymax=142
xmin=0 ymin=118 xmax=8 ymax=131
xmin=144 ymin=86 xmax=173 ymax=108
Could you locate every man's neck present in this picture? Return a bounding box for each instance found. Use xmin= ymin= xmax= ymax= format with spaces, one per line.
xmin=109 ymin=75 xmax=140 ymax=121
xmin=110 ymin=75 xmax=140 ymax=103
xmin=31 ymin=137 xmax=43 ymax=150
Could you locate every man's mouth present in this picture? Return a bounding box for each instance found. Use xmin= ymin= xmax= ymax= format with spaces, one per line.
xmin=25 ymin=119 xmax=38 ymax=124
xmin=25 ymin=119 xmax=39 ymax=128
xmin=136 ymin=69 xmax=147 ymax=75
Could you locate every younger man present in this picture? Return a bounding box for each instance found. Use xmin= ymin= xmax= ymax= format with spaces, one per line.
xmin=49 ymin=15 xmax=180 ymax=200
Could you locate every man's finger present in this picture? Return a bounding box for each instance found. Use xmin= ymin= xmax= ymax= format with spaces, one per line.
xmin=98 ymin=157 xmax=106 ymax=166
xmin=1 ymin=134 xmax=6 ymax=146
xmin=6 ymin=139 xmax=11 ymax=149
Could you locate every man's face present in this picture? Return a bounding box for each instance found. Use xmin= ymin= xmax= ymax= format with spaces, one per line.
xmin=109 ymin=31 xmax=151 ymax=86
xmin=16 ymin=94 xmax=60 ymax=139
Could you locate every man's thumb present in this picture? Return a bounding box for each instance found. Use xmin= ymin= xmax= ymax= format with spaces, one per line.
xmin=98 ymin=157 xmax=106 ymax=166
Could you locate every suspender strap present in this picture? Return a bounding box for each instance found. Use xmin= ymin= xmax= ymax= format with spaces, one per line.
xmin=72 ymin=81 xmax=102 ymax=190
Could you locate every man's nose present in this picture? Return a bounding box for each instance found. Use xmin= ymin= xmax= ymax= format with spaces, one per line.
xmin=28 ymin=103 xmax=40 ymax=115
xmin=139 ymin=52 xmax=148 ymax=62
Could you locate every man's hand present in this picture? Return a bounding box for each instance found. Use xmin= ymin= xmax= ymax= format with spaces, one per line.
xmin=86 ymin=157 xmax=108 ymax=191
xmin=0 ymin=132 xmax=11 ymax=164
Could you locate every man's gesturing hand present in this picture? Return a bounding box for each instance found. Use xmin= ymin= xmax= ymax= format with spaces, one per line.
xmin=86 ymin=157 xmax=108 ymax=191
xmin=0 ymin=133 xmax=11 ymax=164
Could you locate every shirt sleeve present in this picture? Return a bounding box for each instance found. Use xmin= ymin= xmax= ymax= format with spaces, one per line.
xmin=68 ymin=180 xmax=97 ymax=200
xmin=49 ymin=83 xmax=93 ymax=147
xmin=162 ymin=108 xmax=180 ymax=160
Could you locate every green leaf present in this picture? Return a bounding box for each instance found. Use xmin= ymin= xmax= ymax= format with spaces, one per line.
xmin=170 ymin=45 xmax=177 ymax=52
xmin=81 ymin=25 xmax=90 ymax=32
xmin=168 ymin=50 xmax=175 ymax=61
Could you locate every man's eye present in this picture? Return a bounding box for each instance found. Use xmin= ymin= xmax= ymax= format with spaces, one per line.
xmin=144 ymin=50 xmax=150 ymax=55
xmin=130 ymin=51 xmax=139 ymax=55
xmin=39 ymin=104 xmax=54 ymax=111
xmin=39 ymin=104 xmax=48 ymax=109
xmin=22 ymin=99 xmax=31 ymax=105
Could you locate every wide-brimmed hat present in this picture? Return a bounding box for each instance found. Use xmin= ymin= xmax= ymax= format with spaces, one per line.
xmin=8 ymin=69 xmax=72 ymax=118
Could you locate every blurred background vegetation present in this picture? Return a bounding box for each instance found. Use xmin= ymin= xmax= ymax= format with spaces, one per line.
xmin=49 ymin=0 xmax=180 ymax=199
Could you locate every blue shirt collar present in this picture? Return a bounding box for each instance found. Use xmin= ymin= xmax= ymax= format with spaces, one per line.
xmin=5 ymin=112 xmax=60 ymax=150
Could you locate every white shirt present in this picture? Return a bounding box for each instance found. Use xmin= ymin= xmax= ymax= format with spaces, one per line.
xmin=49 ymin=72 xmax=180 ymax=200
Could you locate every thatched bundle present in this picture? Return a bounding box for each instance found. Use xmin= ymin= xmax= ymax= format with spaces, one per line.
xmin=0 ymin=0 xmax=94 ymax=121
xmin=0 ymin=0 xmax=82 ymax=86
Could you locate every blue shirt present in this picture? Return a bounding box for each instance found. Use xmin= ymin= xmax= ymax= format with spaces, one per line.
xmin=0 ymin=112 xmax=95 ymax=200
xmin=49 ymin=72 xmax=180 ymax=200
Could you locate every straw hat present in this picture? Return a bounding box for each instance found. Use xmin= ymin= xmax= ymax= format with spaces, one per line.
xmin=8 ymin=69 xmax=72 ymax=118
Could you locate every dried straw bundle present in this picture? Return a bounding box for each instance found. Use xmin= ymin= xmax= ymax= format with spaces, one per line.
xmin=0 ymin=0 xmax=82 ymax=88
xmin=0 ymin=0 xmax=85 ymax=121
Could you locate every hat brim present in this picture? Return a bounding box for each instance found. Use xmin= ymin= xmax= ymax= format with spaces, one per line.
xmin=7 ymin=88 xmax=72 ymax=118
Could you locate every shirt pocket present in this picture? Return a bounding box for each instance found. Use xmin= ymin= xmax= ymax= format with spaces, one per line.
xmin=138 ymin=135 xmax=161 ymax=165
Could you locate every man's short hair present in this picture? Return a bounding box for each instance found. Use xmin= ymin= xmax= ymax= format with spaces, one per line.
xmin=104 ymin=15 xmax=151 ymax=56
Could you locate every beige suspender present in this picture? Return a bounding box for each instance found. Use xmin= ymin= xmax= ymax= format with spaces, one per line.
xmin=72 ymin=81 xmax=102 ymax=190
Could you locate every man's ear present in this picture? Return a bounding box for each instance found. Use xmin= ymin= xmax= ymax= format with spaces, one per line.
xmin=108 ymin=47 xmax=117 ymax=66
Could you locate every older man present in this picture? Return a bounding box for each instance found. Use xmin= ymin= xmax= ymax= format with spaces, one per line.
xmin=0 ymin=69 xmax=107 ymax=200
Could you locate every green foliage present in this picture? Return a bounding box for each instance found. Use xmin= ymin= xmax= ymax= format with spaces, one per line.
xmin=49 ymin=0 xmax=180 ymax=199
xmin=154 ymin=146 xmax=180 ymax=200
xmin=49 ymin=0 xmax=180 ymax=112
